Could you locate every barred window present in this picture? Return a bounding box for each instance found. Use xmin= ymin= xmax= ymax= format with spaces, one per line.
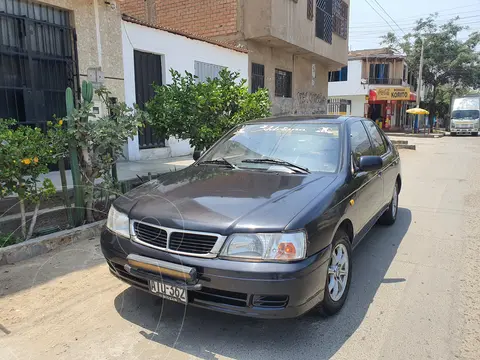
xmin=316 ymin=0 xmax=333 ymax=44
xmin=333 ymin=0 xmax=348 ymax=39
xmin=307 ymin=0 xmax=314 ymax=20
xmin=251 ymin=63 xmax=265 ymax=93
xmin=275 ymin=69 xmax=292 ymax=98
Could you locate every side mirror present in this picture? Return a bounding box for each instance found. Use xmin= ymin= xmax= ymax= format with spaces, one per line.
xmin=193 ymin=150 xmax=202 ymax=161
xmin=358 ymin=156 xmax=383 ymax=172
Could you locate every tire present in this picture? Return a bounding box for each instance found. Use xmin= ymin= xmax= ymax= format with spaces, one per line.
xmin=451 ymin=132 xmax=457 ymax=136
xmin=472 ymin=132 xmax=478 ymax=136
xmin=313 ymin=229 xmax=352 ymax=317
xmin=379 ymin=182 xmax=399 ymax=226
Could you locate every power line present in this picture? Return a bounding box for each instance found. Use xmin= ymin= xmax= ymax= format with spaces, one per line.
xmin=350 ymin=7 xmax=480 ymax=28
xmin=371 ymin=0 xmax=406 ymax=34
xmin=363 ymin=0 xmax=398 ymax=35
xmin=349 ymin=10 xmax=480 ymax=29
xmin=349 ymin=20 xmax=480 ymax=36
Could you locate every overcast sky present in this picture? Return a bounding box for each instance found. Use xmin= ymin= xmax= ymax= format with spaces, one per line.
xmin=349 ymin=0 xmax=480 ymax=51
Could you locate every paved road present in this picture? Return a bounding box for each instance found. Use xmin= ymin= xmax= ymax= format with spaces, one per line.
xmin=1 ymin=136 xmax=479 ymax=360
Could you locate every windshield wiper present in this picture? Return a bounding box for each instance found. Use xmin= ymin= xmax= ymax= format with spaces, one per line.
xmin=241 ymin=158 xmax=310 ymax=174
xmin=198 ymin=158 xmax=237 ymax=169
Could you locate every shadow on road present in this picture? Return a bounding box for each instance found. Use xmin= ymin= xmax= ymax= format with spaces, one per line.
xmin=114 ymin=208 xmax=412 ymax=360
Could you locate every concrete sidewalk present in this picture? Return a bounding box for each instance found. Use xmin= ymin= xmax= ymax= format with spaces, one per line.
xmin=41 ymin=156 xmax=194 ymax=190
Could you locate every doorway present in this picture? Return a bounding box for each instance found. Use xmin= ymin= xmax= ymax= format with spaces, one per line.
xmin=133 ymin=50 xmax=165 ymax=149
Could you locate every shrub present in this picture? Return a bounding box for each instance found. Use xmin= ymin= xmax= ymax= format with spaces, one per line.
xmin=63 ymin=85 xmax=147 ymax=222
xmin=0 ymin=119 xmax=58 ymax=240
xmin=146 ymin=68 xmax=271 ymax=151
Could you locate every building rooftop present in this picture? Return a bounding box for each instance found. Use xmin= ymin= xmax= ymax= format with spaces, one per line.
xmin=122 ymin=15 xmax=248 ymax=54
xmin=348 ymin=48 xmax=406 ymax=60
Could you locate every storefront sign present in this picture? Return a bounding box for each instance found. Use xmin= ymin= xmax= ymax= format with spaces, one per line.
xmin=375 ymin=87 xmax=410 ymax=101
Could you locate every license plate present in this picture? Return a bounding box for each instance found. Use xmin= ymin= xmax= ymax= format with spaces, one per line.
xmin=149 ymin=280 xmax=187 ymax=304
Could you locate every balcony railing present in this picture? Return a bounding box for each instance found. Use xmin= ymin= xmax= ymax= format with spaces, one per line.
xmin=368 ymin=78 xmax=403 ymax=85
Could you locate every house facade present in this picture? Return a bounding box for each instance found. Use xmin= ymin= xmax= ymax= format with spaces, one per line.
xmin=121 ymin=0 xmax=350 ymax=116
xmin=0 ymin=0 xmax=251 ymax=162
xmin=328 ymin=48 xmax=418 ymax=130
xmin=0 ymin=0 xmax=124 ymax=130
xmin=121 ymin=16 xmax=249 ymax=161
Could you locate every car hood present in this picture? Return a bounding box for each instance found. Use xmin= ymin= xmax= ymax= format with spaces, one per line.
xmin=113 ymin=166 xmax=336 ymax=234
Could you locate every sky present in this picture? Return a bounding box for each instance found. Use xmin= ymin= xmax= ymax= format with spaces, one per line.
xmin=349 ymin=0 xmax=480 ymax=51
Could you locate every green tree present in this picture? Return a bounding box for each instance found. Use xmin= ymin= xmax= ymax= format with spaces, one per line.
xmin=146 ymin=68 xmax=271 ymax=151
xmin=381 ymin=14 xmax=480 ymax=123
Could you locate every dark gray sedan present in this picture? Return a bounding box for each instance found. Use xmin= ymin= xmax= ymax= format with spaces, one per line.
xmin=101 ymin=115 xmax=401 ymax=318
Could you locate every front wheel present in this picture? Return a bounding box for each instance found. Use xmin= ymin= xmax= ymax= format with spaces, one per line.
xmin=312 ymin=229 xmax=352 ymax=317
xmin=472 ymin=132 xmax=478 ymax=136
xmin=451 ymin=132 xmax=457 ymax=136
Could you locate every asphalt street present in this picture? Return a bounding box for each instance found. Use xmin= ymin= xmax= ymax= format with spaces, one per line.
xmin=1 ymin=135 xmax=479 ymax=360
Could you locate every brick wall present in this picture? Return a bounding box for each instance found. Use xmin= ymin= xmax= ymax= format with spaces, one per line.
xmin=120 ymin=0 xmax=147 ymax=21
xmin=155 ymin=0 xmax=237 ymax=37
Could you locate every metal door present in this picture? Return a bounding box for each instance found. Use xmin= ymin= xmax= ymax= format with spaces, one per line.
xmin=133 ymin=50 xmax=165 ymax=149
xmin=0 ymin=0 xmax=79 ymax=130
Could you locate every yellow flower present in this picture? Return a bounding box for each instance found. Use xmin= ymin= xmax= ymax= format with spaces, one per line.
xmin=58 ymin=120 xmax=63 ymax=126
xmin=21 ymin=158 xmax=31 ymax=165
xmin=33 ymin=157 xmax=39 ymax=164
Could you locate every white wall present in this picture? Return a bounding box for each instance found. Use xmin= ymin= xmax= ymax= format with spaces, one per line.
xmin=122 ymin=21 xmax=249 ymax=161
xmin=328 ymin=60 xmax=368 ymax=97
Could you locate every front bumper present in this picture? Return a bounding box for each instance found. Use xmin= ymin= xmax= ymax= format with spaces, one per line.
xmin=101 ymin=229 xmax=330 ymax=319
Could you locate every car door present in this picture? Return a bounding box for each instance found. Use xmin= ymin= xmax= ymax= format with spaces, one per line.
xmin=362 ymin=120 xmax=393 ymax=214
xmin=348 ymin=121 xmax=383 ymax=235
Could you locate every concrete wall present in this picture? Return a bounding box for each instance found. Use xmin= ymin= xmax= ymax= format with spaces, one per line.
xmin=121 ymin=20 xmax=249 ymax=161
xmin=243 ymin=0 xmax=349 ymax=68
xmin=328 ymin=60 xmax=368 ymax=97
xmin=248 ymin=41 xmax=329 ymax=116
xmin=42 ymin=0 xmax=124 ymax=102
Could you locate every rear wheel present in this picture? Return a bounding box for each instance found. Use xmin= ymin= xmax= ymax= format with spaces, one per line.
xmin=313 ymin=229 xmax=352 ymax=317
xmin=379 ymin=182 xmax=399 ymax=225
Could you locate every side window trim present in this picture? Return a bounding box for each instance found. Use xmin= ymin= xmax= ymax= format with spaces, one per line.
xmin=349 ymin=120 xmax=373 ymax=167
xmin=362 ymin=120 xmax=387 ymax=157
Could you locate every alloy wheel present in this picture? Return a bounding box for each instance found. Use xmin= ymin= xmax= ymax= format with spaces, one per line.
xmin=327 ymin=244 xmax=349 ymax=302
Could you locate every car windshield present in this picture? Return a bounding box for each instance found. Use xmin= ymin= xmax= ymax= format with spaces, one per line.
xmin=200 ymin=122 xmax=341 ymax=173
xmin=452 ymin=110 xmax=480 ymax=120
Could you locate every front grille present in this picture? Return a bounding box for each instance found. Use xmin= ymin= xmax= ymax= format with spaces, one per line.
xmin=252 ymin=295 xmax=289 ymax=308
xmin=192 ymin=287 xmax=248 ymax=307
xmin=169 ymin=232 xmax=217 ymax=254
xmin=134 ymin=222 xmax=168 ymax=248
xmin=132 ymin=221 xmax=220 ymax=256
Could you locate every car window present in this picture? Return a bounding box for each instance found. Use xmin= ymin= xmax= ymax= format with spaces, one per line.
xmin=363 ymin=120 xmax=387 ymax=156
xmin=201 ymin=123 xmax=341 ymax=173
xmin=350 ymin=121 xmax=372 ymax=164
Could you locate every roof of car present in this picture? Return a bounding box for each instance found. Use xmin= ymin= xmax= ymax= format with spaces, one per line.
xmin=246 ymin=115 xmax=364 ymax=124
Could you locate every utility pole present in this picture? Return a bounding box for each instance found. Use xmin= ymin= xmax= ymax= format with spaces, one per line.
xmin=416 ymin=38 xmax=425 ymax=133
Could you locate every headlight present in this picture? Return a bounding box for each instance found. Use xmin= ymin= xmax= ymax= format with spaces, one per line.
xmin=106 ymin=206 xmax=130 ymax=238
xmin=220 ymin=232 xmax=307 ymax=262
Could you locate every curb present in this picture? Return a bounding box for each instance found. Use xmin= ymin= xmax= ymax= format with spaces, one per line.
xmin=0 ymin=220 xmax=105 ymax=266
xmin=386 ymin=133 xmax=444 ymax=138
xmin=396 ymin=144 xmax=416 ymax=150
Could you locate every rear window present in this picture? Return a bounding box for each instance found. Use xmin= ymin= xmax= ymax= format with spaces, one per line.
xmin=202 ymin=123 xmax=342 ymax=173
